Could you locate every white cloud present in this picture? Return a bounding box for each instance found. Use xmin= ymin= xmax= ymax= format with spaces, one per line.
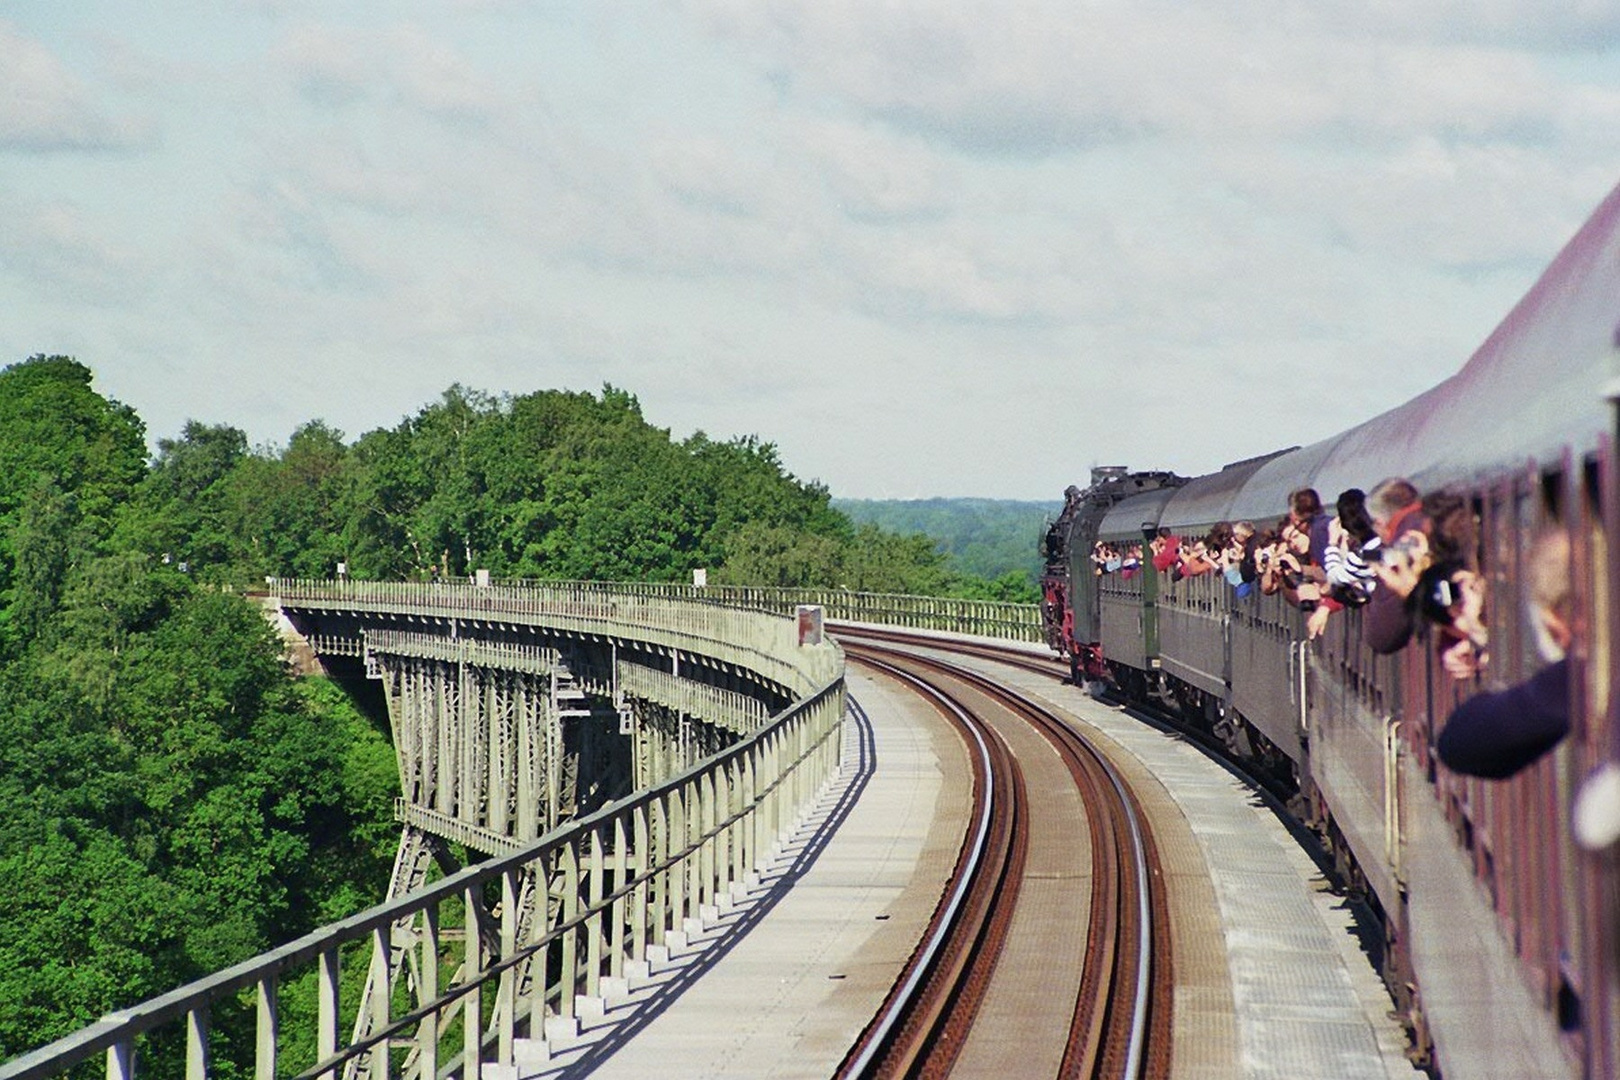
xmin=0 ymin=22 xmax=151 ymax=150
xmin=276 ymin=22 xmax=501 ymax=123
xmin=797 ymin=120 xmax=957 ymax=221
xmin=3 ymin=2 xmax=1618 ymax=501
xmin=0 ymin=196 xmax=150 ymax=304
xmin=678 ymin=1 xmax=1618 ymax=155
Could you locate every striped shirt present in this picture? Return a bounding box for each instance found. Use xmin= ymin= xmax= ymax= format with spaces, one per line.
xmin=1323 ymin=543 xmax=1376 ymax=598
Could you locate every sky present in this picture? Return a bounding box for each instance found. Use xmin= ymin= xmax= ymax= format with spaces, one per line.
xmin=3 ymin=3 xmax=1620 ymax=501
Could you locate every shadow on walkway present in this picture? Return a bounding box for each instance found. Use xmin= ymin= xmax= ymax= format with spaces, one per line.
xmin=533 ymin=697 xmax=878 ymax=1078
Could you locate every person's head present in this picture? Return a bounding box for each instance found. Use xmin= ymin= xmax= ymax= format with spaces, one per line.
xmin=1289 ymin=488 xmax=1322 ymax=525
xmin=1232 ymin=520 xmax=1255 ymax=545
xmin=1529 ymin=528 xmax=1573 ymax=662
xmin=1332 ymin=488 xmax=1373 ymax=544
xmin=1423 ymin=490 xmax=1473 ymax=564
xmin=1281 ymin=519 xmax=1310 ymax=555
xmin=1367 ymin=477 xmax=1420 ymax=530
xmin=1206 ymin=521 xmax=1234 ymax=551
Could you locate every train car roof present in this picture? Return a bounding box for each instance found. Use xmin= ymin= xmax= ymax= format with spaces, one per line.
xmin=1229 ymin=436 xmax=1350 ymax=527
xmin=1096 ymin=485 xmax=1180 ymax=541
xmin=1159 ymin=451 xmax=1287 ymax=532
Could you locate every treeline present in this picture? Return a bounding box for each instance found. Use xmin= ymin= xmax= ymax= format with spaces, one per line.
xmin=834 ymin=497 xmax=1059 ymax=601
xmin=0 ymin=353 xmax=1020 ymax=1063
xmin=116 ymin=376 xmax=985 ymax=596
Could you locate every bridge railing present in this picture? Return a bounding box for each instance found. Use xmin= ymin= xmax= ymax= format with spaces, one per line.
xmin=270 ymin=578 xmax=847 ymax=696
xmin=2 ymin=588 xmax=847 ymax=1080
xmin=282 ymin=576 xmax=1042 ymax=645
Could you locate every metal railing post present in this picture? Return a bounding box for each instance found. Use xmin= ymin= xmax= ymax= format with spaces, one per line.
xmin=255 ymin=976 xmax=278 ymax=1080
xmin=463 ymin=883 xmax=483 ymax=1080
xmin=420 ymin=903 xmax=440 ymax=1080
xmin=318 ymin=947 xmax=340 ymax=1080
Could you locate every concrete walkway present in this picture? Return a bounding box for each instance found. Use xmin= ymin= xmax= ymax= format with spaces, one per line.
xmin=520 ymin=670 xmax=967 ymax=1079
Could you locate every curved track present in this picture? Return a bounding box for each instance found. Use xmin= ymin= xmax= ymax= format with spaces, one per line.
xmin=836 ymin=634 xmax=1173 ymax=1080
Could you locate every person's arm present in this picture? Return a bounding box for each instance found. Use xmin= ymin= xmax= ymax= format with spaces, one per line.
xmin=1436 ymin=660 xmax=1570 ymax=779
xmin=1362 ymin=585 xmax=1414 ymax=653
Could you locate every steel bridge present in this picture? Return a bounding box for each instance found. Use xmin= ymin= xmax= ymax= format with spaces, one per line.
xmin=3 ymin=580 xmax=1039 ymax=1080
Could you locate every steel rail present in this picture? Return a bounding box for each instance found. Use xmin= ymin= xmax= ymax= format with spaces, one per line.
xmin=841 ymin=632 xmax=1170 ymax=1080
xmin=927 ymin=654 xmax=1157 ymax=1080
xmin=836 ymin=650 xmax=1027 ymax=1079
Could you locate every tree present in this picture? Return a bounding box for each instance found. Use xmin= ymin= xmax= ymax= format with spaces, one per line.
xmin=0 ymin=356 xmax=146 ymax=654
xmin=121 ymin=421 xmax=250 ymax=581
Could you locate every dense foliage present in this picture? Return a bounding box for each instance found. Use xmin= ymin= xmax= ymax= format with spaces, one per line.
xmin=121 ymin=380 xmax=987 ymax=596
xmin=834 ymin=497 xmax=1060 ymax=602
xmin=0 ymin=357 xmax=397 ymax=1065
xmin=0 ymin=354 xmax=1030 ymax=1063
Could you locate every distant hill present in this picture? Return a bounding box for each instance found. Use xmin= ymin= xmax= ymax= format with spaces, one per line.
xmin=833 ymin=497 xmax=1062 ymax=585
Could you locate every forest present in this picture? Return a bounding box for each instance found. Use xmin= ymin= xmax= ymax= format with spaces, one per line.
xmin=834 ymin=497 xmax=1059 ymax=600
xmin=0 ymin=354 xmax=1025 ymax=1064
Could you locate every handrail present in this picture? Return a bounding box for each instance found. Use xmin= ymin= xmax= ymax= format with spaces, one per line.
xmin=270 ymin=576 xmax=1043 ymax=645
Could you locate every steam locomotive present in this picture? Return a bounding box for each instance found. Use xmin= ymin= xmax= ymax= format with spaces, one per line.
xmin=1040 ymin=181 xmax=1620 ymax=1077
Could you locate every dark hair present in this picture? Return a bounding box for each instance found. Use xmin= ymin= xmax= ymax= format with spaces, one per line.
xmin=1206 ymin=521 xmax=1234 ymax=550
xmin=1335 ymin=488 xmax=1375 ymax=545
xmin=1422 ymin=490 xmax=1471 ymax=564
xmin=1291 ymin=488 xmax=1322 ymax=518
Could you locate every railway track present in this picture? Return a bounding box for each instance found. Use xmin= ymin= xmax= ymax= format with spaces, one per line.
xmin=836 ymin=635 xmax=1173 ymax=1080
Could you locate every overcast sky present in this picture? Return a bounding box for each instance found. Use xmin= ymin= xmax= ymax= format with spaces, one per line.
xmin=4 ymin=3 xmax=1619 ymax=500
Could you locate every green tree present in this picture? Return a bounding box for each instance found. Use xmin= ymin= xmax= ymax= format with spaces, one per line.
xmin=122 ymin=420 xmax=250 ymax=581
xmin=0 ymin=356 xmax=145 ymax=653
xmin=839 ymin=524 xmax=952 ymax=594
xmin=0 ymin=357 xmax=398 ymax=1065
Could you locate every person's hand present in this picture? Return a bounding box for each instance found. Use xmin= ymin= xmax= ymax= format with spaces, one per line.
xmin=1451 ymin=570 xmax=1487 ymax=647
xmin=1440 ymin=635 xmax=1481 ymax=680
xmin=1306 ymin=604 xmax=1332 ymax=639
xmin=1374 ymin=533 xmax=1429 ymax=598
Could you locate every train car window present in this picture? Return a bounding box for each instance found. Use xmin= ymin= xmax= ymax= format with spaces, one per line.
xmin=1542 ymin=465 xmax=1563 ymax=519
xmin=1575 ymin=451 xmax=1607 ymax=750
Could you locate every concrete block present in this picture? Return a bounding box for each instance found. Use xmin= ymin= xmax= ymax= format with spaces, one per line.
xmin=512 ymin=1037 xmax=549 ymax=1066
xmin=543 ymin=1014 xmax=580 ymax=1043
